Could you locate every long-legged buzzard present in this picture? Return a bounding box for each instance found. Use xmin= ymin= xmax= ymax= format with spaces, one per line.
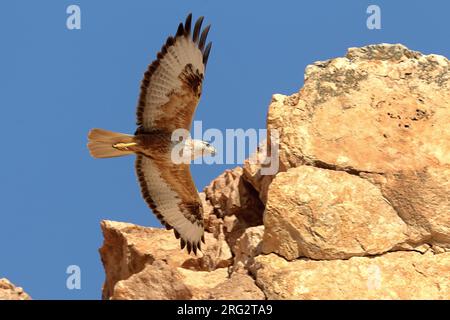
xmin=87 ymin=14 xmax=215 ymax=255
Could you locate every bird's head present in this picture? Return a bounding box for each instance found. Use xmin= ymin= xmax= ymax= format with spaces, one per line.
xmin=199 ymin=140 xmax=216 ymax=157
xmin=190 ymin=139 xmax=216 ymax=159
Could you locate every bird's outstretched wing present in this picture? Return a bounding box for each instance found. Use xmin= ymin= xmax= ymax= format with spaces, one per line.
xmin=135 ymin=154 xmax=204 ymax=254
xmin=134 ymin=14 xmax=212 ymax=254
xmin=136 ymin=13 xmax=212 ymax=132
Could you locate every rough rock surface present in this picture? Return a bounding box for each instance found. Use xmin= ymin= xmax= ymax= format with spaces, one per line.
xmin=178 ymin=268 xmax=264 ymax=300
xmin=262 ymin=166 xmax=408 ymax=260
xmin=203 ymin=167 xmax=264 ymax=249
xmin=232 ymin=226 xmax=264 ymax=273
xmin=100 ymin=220 xmax=264 ymax=300
xmin=243 ymin=141 xmax=276 ymax=204
xmin=107 ymin=243 xmax=264 ymax=300
xmin=99 ymin=44 xmax=450 ymax=300
xmin=204 ymin=273 xmax=265 ymax=300
xmin=111 ymin=262 xmax=192 ymax=300
xmin=265 ymin=43 xmax=450 ymax=258
xmin=252 ymin=252 xmax=450 ymax=300
xmin=99 ymin=220 xmax=233 ymax=299
xmin=0 ymin=278 xmax=31 ymax=300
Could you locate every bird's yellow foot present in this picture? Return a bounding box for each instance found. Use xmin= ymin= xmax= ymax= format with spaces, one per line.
xmin=113 ymin=142 xmax=137 ymax=151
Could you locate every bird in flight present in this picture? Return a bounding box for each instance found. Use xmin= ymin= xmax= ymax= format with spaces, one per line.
xmin=87 ymin=14 xmax=215 ymax=255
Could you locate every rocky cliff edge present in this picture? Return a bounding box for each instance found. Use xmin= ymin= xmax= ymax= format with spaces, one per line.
xmin=99 ymin=44 xmax=450 ymax=300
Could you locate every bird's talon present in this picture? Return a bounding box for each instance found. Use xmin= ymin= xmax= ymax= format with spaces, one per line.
xmin=113 ymin=142 xmax=136 ymax=151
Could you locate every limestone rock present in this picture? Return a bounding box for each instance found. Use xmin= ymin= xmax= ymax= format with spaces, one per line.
xmin=204 ymin=167 xmax=264 ymax=222
xmin=376 ymin=166 xmax=450 ymax=247
xmin=232 ymin=226 xmax=265 ymax=273
xmin=112 ymin=261 xmax=264 ymax=300
xmin=177 ymin=268 xmax=265 ymax=300
xmin=204 ymin=167 xmax=264 ymax=249
xmin=199 ymin=192 xmax=214 ymax=223
xmin=99 ymin=220 xmax=232 ymax=299
xmin=205 ymin=273 xmax=265 ymax=300
xmin=262 ymin=166 xmax=408 ymax=260
xmin=177 ymin=267 xmax=229 ymax=299
xmin=267 ymin=43 xmax=450 ymax=252
xmin=243 ymin=140 xmax=276 ymax=204
xmin=111 ymin=262 xmax=192 ymax=300
xmin=0 ymin=278 xmax=31 ymax=300
xmin=98 ymin=44 xmax=450 ymax=301
xmin=252 ymin=251 xmax=450 ymax=300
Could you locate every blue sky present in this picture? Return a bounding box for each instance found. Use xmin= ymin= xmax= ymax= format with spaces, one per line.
xmin=0 ymin=0 xmax=448 ymax=299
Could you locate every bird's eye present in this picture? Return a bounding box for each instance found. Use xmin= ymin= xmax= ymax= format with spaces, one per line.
xmin=205 ymin=143 xmax=210 ymax=147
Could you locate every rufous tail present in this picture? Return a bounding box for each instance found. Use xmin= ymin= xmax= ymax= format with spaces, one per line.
xmin=87 ymin=128 xmax=135 ymax=158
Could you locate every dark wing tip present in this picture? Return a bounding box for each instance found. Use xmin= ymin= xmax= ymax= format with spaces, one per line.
xmin=185 ymin=13 xmax=192 ymax=35
xmin=164 ymin=222 xmax=173 ymax=230
xmin=193 ymin=16 xmax=205 ymax=43
xmin=165 ymin=36 xmax=175 ymax=47
xmin=176 ymin=22 xmax=184 ymax=37
xmin=203 ymin=42 xmax=212 ymax=66
xmin=198 ymin=24 xmax=211 ymax=51
xmin=187 ymin=242 xmax=192 ymax=254
xmin=180 ymin=238 xmax=186 ymax=250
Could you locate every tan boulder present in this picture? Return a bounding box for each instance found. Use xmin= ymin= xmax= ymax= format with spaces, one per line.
xmin=110 ymin=261 xmax=265 ymax=300
xmin=262 ymin=166 xmax=408 ymax=260
xmin=243 ymin=141 xmax=276 ymax=204
xmin=205 ymin=273 xmax=265 ymax=300
xmin=204 ymin=167 xmax=264 ymax=221
xmin=375 ymin=166 xmax=450 ymax=247
xmin=252 ymin=251 xmax=450 ymax=300
xmin=99 ymin=220 xmax=232 ymax=299
xmin=266 ymin=43 xmax=450 ymax=252
xmin=269 ymin=44 xmax=450 ymax=173
xmin=0 ymin=278 xmax=31 ymax=300
xmin=204 ymin=167 xmax=264 ymax=248
xmin=232 ymin=226 xmax=265 ymax=273
xmin=177 ymin=268 xmax=265 ymax=300
xmin=111 ymin=261 xmax=192 ymax=300
xmin=199 ymin=192 xmax=215 ymax=223
xmin=112 ymin=262 xmax=264 ymax=300
xmin=176 ymin=267 xmax=229 ymax=299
